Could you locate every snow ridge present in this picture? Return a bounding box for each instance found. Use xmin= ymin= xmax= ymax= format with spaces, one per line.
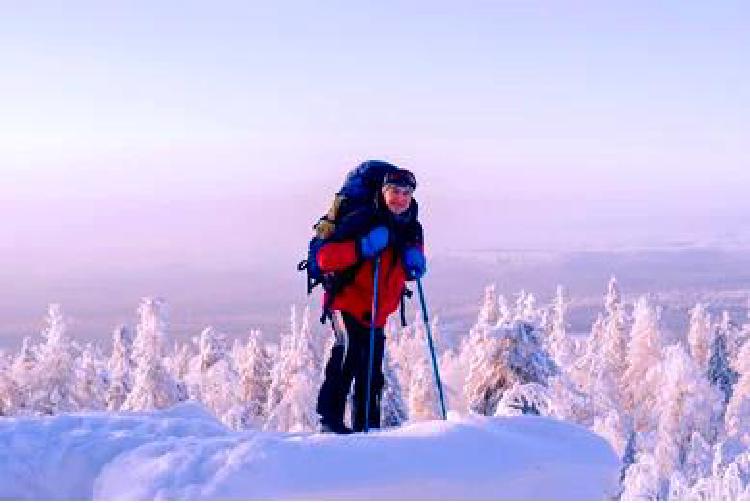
xmin=0 ymin=402 xmax=618 ymax=500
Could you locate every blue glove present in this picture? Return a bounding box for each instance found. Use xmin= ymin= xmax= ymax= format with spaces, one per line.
xmin=359 ymin=226 xmax=389 ymax=258
xmin=403 ymin=246 xmax=427 ymax=280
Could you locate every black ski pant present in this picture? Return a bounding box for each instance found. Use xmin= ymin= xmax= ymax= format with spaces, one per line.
xmin=316 ymin=312 xmax=385 ymax=432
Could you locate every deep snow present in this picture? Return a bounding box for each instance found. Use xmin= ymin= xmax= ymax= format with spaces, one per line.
xmin=0 ymin=401 xmax=619 ymax=500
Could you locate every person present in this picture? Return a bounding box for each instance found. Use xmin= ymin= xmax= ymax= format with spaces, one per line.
xmin=315 ymin=167 xmax=426 ymax=433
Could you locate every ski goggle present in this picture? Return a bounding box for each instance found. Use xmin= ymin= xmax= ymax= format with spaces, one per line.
xmin=383 ymin=169 xmax=417 ymax=191
xmin=383 ymin=184 xmax=414 ymax=197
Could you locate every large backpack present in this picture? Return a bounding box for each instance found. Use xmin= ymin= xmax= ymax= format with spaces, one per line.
xmin=297 ymin=160 xmax=414 ymax=324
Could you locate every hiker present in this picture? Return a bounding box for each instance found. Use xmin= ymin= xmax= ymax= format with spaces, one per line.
xmin=314 ymin=162 xmax=426 ymax=433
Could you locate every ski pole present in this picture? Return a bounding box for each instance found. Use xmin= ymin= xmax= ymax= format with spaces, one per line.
xmin=364 ymin=254 xmax=381 ymax=433
xmin=415 ymin=276 xmax=447 ymax=420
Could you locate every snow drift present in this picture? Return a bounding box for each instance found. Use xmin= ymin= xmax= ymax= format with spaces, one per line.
xmin=0 ymin=401 xmax=619 ymax=500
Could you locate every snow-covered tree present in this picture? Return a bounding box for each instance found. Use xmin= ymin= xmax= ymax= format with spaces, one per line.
xmin=599 ymin=277 xmax=628 ymax=394
xmin=463 ymin=328 xmax=513 ymax=415
xmin=505 ymin=321 xmax=557 ymax=385
xmin=687 ymin=303 xmax=712 ymax=371
xmin=652 ymin=344 xmax=723 ymax=485
xmin=122 ymin=298 xmax=185 ymax=411
xmin=724 ymin=337 xmax=750 ymax=441
xmin=186 ymin=326 xmax=241 ymax=427
xmin=495 ymin=382 xmax=551 ymax=417
xmin=683 ymin=431 xmax=714 ymax=485
xmin=546 ymin=285 xmax=574 ymax=369
xmin=32 ymin=304 xmax=78 ymax=414
xmin=266 ymin=307 xmax=299 ymax=423
xmin=268 ymin=369 xmax=319 ymax=433
xmin=463 ymin=288 xmax=555 ymax=417
xmin=707 ymin=324 xmax=739 ymax=411
xmin=514 ymin=290 xmax=538 ymax=324
xmin=106 ymin=325 xmax=134 ymax=411
xmin=265 ymin=306 xmax=323 ymax=432
xmin=622 ymin=296 xmax=664 ymax=431
xmin=720 ymin=311 xmax=743 ymax=365
xmin=382 ymin=350 xmax=408 ymax=427
xmin=235 ymin=331 xmax=272 ymax=428
xmin=541 ymin=374 xmax=595 ymax=425
xmin=621 ymin=452 xmax=662 ymax=500
xmin=408 ymin=356 xmax=441 ymax=421
xmin=571 ymin=313 xmax=605 ymax=396
xmin=386 ymin=312 xmax=425 ymax=410
xmin=1 ymin=337 xmax=37 ymax=415
xmin=681 ymin=454 xmax=750 ymax=500
xmin=570 ymin=279 xmax=629 ymax=410
xmin=0 ymin=352 xmax=19 ymax=416
xmin=74 ymin=343 xmax=108 ymax=411
xmin=166 ymin=340 xmax=193 ymax=382
xmin=478 ymin=284 xmax=500 ymax=327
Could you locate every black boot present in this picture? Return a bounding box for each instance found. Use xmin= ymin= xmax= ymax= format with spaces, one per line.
xmin=352 ymin=387 xmax=382 ymax=432
xmin=319 ymin=420 xmax=354 ymax=435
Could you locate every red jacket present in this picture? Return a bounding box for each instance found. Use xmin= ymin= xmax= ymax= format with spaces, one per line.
xmin=317 ymin=241 xmax=409 ymax=329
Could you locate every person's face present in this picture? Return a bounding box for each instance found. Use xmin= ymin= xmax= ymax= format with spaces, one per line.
xmin=382 ymin=184 xmax=413 ymax=215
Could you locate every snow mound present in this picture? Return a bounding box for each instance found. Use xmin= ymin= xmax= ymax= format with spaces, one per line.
xmin=0 ymin=402 xmax=228 ymax=500
xmin=0 ymin=402 xmax=619 ymax=500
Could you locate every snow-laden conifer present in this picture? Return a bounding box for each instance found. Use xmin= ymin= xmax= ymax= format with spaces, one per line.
xmin=707 ymin=324 xmax=739 ymax=411
xmin=620 ymin=452 xmax=662 ymax=500
xmin=386 ymin=312 xmax=424 ymax=408
xmin=382 ymin=350 xmax=408 ymax=427
xmin=122 ymin=298 xmax=185 ymax=411
xmin=408 ymin=356 xmax=441 ymax=420
xmin=463 ymin=290 xmax=555 ymax=416
xmin=721 ymin=311 xmax=744 ymax=367
xmin=600 ymin=278 xmax=628 ymax=393
xmin=32 ymin=304 xmax=78 ymax=414
xmin=0 ymin=352 xmax=18 ymax=416
xmin=495 ymin=382 xmax=551 ymax=416
xmin=724 ymin=336 xmax=750 ymax=441
xmin=652 ymin=344 xmax=722 ymax=486
xmin=681 ymin=454 xmax=750 ymax=500
xmin=463 ymin=327 xmax=512 ymax=415
xmin=622 ymin=296 xmax=664 ymax=431
xmin=478 ymin=284 xmax=500 ymax=327
xmin=74 ymin=343 xmax=108 ymax=411
xmin=546 ymin=285 xmax=574 ymax=369
xmin=265 ymin=306 xmax=323 ymax=432
xmin=683 ymin=431 xmax=713 ymax=486
xmin=167 ymin=341 xmax=194 ymax=382
xmin=514 ymin=290 xmax=538 ymax=324
xmin=106 ymin=325 xmax=133 ymax=411
xmin=688 ymin=303 xmax=712 ymax=371
xmin=1 ymin=337 xmax=37 ymax=415
xmin=186 ymin=326 xmax=241 ymax=427
xmin=234 ymin=331 xmax=272 ymax=428
xmin=506 ymin=320 xmax=557 ymax=385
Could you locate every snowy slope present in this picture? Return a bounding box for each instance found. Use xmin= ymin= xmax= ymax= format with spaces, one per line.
xmin=0 ymin=402 xmax=619 ymax=500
